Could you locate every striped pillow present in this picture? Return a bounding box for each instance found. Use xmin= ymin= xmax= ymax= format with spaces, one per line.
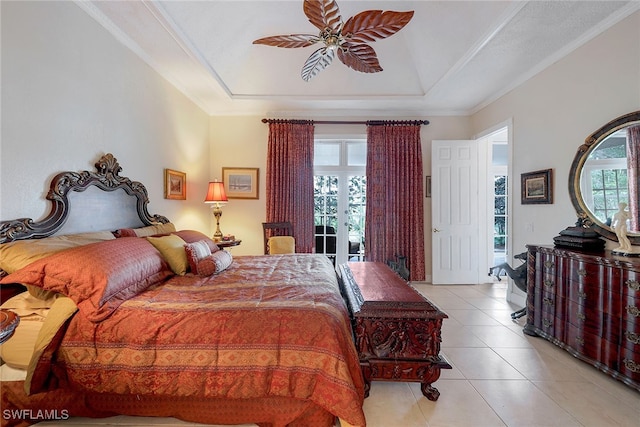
xmin=184 ymin=240 xmax=212 ymax=274
xmin=195 ymin=250 xmax=233 ymax=276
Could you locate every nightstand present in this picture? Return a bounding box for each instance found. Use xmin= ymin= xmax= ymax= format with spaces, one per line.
xmin=216 ymin=240 xmax=242 ymax=249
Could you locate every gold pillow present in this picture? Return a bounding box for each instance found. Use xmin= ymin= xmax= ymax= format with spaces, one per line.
xmin=268 ymin=236 xmax=296 ymax=254
xmin=0 ymin=231 xmax=116 ymax=274
xmin=133 ymin=223 xmax=176 ymax=237
xmin=146 ymin=235 xmax=189 ymax=275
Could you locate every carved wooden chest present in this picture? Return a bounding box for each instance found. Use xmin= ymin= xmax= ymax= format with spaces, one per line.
xmin=339 ymin=262 xmax=451 ymax=400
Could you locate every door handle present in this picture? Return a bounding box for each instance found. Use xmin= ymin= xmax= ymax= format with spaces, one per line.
xmin=433 ymin=228 xmax=441 ymax=232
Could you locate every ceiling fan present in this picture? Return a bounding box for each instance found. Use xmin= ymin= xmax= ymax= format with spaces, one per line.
xmin=253 ymin=0 xmax=414 ymax=82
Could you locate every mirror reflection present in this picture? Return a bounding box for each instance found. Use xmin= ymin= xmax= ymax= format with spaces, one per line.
xmin=580 ymin=120 xmax=640 ymax=233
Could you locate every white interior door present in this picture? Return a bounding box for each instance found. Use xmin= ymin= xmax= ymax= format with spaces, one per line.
xmin=432 ymin=140 xmax=480 ymax=284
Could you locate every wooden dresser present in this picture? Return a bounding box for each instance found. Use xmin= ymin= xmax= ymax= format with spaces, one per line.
xmin=525 ymin=245 xmax=640 ymax=391
xmin=338 ymin=262 xmax=451 ymax=400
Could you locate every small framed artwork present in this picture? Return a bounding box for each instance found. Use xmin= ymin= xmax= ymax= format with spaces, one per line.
xmin=222 ymin=167 xmax=259 ymax=199
xmin=164 ymin=169 xmax=186 ymax=200
xmin=521 ymin=169 xmax=553 ymax=204
xmin=425 ymin=176 xmax=431 ymax=198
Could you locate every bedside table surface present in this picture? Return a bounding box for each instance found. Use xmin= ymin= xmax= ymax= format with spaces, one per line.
xmin=216 ymin=240 xmax=242 ymax=248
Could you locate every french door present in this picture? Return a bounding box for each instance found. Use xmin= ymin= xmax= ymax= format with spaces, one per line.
xmin=314 ymin=174 xmax=366 ymax=265
xmin=314 ymin=139 xmax=366 ymax=265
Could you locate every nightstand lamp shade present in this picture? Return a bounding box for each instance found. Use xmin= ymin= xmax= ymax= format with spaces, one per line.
xmin=204 ymin=181 xmax=228 ymax=241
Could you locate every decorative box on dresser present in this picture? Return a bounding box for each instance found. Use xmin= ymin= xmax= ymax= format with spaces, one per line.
xmin=338 ymin=262 xmax=451 ymax=400
xmin=525 ymin=245 xmax=640 ymax=391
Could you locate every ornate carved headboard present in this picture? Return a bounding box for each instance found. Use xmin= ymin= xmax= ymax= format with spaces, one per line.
xmin=0 ymin=153 xmax=169 ymax=244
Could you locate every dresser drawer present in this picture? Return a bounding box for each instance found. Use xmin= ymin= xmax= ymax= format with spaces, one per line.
xmin=567 ymin=299 xmax=603 ymax=335
xmin=601 ymin=338 xmax=620 ymax=368
xmin=622 ymin=276 xmax=640 ymax=299
xmin=567 ymin=259 xmax=604 ymax=286
xmin=621 ymin=329 xmax=640 ymax=353
xmin=567 ymin=278 xmax=604 ymax=306
xmin=622 ymin=299 xmax=640 ymax=332
xmin=619 ymin=347 xmax=640 ymax=384
xmin=566 ymin=323 xmax=601 ymax=362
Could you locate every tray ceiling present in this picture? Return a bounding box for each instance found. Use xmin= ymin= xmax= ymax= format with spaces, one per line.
xmin=78 ymin=1 xmax=639 ymax=116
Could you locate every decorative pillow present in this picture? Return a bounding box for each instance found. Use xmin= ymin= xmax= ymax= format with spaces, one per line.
xmin=195 ymin=250 xmax=233 ymax=276
xmin=172 ymin=230 xmax=220 ymax=253
xmin=0 ymin=238 xmax=172 ymax=322
xmin=0 ymin=231 xmax=116 ymax=274
xmin=146 ymin=235 xmax=189 ymax=275
xmin=184 ymin=240 xmax=212 ymax=274
xmin=113 ymin=228 xmax=137 ymax=238
xmin=132 ymin=222 xmax=176 ymax=237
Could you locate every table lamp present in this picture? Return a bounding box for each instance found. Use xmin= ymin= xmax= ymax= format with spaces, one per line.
xmin=204 ymin=180 xmax=228 ymax=241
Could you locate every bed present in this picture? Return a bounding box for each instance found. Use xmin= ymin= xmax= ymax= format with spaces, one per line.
xmin=0 ymin=154 xmax=366 ymax=427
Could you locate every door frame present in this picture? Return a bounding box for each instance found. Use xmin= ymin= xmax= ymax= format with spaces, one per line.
xmin=431 ymin=120 xmax=513 ymax=286
xmin=475 ymin=120 xmax=518 ymax=302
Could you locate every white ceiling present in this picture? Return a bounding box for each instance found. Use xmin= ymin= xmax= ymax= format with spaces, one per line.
xmin=77 ymin=1 xmax=639 ymax=117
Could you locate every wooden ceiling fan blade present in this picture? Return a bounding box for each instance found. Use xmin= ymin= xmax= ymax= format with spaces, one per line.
xmin=253 ymin=34 xmax=320 ymax=48
xmin=343 ymin=10 xmax=414 ymax=43
xmin=303 ymin=0 xmax=342 ymax=32
xmin=337 ymin=43 xmax=382 ymax=73
xmin=301 ymin=47 xmax=335 ymax=82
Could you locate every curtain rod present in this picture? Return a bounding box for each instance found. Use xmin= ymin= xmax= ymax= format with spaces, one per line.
xmin=261 ymin=118 xmax=429 ymax=126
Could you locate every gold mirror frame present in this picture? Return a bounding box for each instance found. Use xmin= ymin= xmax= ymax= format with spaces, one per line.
xmin=569 ymin=110 xmax=640 ymax=243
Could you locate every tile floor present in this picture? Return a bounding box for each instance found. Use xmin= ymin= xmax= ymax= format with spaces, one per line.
xmin=34 ymin=282 xmax=640 ymax=427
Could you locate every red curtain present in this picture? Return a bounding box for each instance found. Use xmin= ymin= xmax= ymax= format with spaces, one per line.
xmin=365 ymin=124 xmax=425 ymax=281
xmin=266 ymin=121 xmax=315 ymax=253
xmin=627 ymin=125 xmax=640 ymax=230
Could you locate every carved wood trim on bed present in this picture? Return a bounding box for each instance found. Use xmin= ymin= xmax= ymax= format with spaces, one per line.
xmin=0 ymin=153 xmax=169 ymax=244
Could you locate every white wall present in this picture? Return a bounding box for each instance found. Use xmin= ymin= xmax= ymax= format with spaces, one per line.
xmin=0 ymin=1 xmax=211 ymax=232
xmin=472 ymin=11 xmax=640 ymax=300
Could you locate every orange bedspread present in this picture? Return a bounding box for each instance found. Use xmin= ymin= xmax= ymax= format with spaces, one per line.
xmin=26 ymin=254 xmax=365 ymax=426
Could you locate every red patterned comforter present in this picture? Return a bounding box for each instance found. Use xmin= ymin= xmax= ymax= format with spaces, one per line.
xmin=51 ymin=254 xmax=365 ymax=425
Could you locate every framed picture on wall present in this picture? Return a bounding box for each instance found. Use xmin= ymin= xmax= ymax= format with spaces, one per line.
xmin=222 ymin=167 xmax=259 ymax=199
xmin=164 ymin=169 xmax=186 ymax=200
xmin=521 ymin=169 xmax=553 ymax=204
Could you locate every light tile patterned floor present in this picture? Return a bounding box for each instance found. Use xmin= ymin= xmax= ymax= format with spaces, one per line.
xmin=34 ymin=282 xmax=640 ymax=426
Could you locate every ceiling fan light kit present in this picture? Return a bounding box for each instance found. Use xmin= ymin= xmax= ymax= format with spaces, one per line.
xmin=253 ymin=0 xmax=414 ymax=82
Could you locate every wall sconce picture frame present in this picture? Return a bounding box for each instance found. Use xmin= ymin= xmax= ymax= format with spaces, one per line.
xmin=521 ymin=168 xmax=553 ymax=204
xmin=425 ymin=175 xmax=431 ymax=198
xmin=164 ymin=169 xmax=186 ymax=200
xmin=222 ymin=167 xmax=259 ymax=199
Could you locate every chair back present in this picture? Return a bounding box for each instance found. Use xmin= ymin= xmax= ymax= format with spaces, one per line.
xmin=262 ymin=221 xmax=294 ymax=254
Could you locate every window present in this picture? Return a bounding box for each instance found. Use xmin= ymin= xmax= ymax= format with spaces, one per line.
xmin=582 ymin=138 xmax=628 ymax=224
xmin=494 ymin=174 xmax=508 ymax=266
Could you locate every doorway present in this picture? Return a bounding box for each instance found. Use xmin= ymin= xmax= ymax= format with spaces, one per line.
xmin=431 ymin=125 xmax=511 ymax=284
xmin=314 ymin=139 xmax=366 ymax=265
xmin=488 ymin=128 xmax=509 ymax=272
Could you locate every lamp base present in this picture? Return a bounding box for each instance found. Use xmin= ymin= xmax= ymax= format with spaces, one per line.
xmin=213 ymin=207 xmax=223 ymax=241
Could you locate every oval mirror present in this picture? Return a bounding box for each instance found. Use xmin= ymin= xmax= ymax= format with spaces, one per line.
xmin=569 ymin=110 xmax=640 ymax=243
